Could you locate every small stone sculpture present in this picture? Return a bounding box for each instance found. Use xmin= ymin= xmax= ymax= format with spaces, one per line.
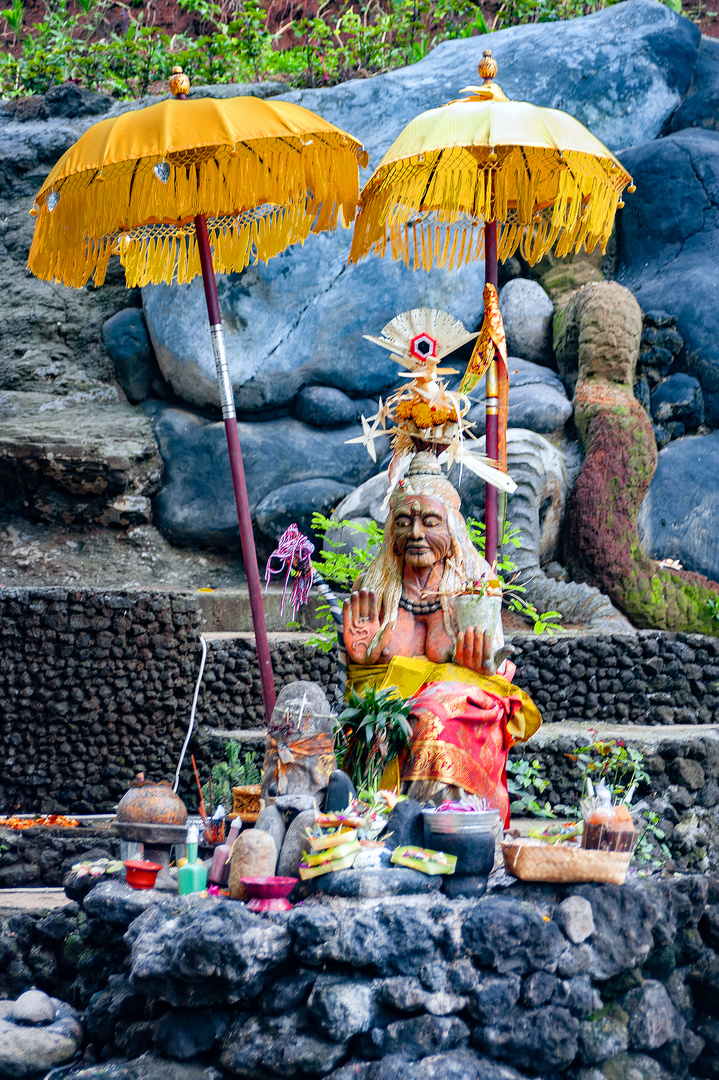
xmin=260 ymin=682 xmax=336 ymax=806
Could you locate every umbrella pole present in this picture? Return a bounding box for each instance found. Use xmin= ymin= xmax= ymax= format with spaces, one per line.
xmin=484 ymin=220 xmax=499 ymax=570
xmin=194 ymin=212 xmax=276 ymax=722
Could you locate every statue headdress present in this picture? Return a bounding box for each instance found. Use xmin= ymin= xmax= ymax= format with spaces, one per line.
xmin=346 ymin=307 xmax=516 ymax=501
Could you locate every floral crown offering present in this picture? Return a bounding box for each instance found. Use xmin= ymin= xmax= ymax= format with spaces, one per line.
xmin=346 ymin=307 xmax=516 ymax=502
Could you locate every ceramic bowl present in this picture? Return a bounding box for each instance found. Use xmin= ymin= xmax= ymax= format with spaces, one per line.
xmin=124 ymin=859 xmax=162 ymax=890
xmin=240 ymin=876 xmax=298 ymax=912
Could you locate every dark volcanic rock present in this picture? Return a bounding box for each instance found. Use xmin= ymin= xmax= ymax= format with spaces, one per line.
xmin=126 ymin=896 xmax=290 ymax=1006
xmin=669 ymin=36 xmax=719 ymax=134
xmin=650 ymin=374 xmax=704 ymax=430
xmin=323 ymin=770 xmax=358 ymax=813
xmin=219 ymin=1012 xmax=347 ymax=1078
xmin=616 ymin=128 xmax=719 ymax=425
xmin=574 ymin=884 xmax=660 ymax=979
xmin=462 ymin=898 xmax=565 ymax=974
xmin=153 ymin=1007 xmax=229 ymax=1061
xmin=361 ymin=1014 xmax=470 ymax=1061
xmin=472 ymin=1004 xmax=579 ymax=1072
xmin=579 ymin=1017 xmax=630 ymax=1064
xmin=82 ymin=881 xmax=166 ymax=927
xmin=623 ymin=980 xmax=685 ymax=1050
xmin=638 ymin=431 xmax=719 ymax=582
xmin=288 ymin=898 xmax=459 ymax=975
xmin=381 ymin=799 xmax=424 ymax=851
xmin=307 ymin=974 xmax=378 ymax=1042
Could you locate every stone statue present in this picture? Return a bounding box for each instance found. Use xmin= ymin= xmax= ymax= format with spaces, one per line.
xmin=261 ymin=681 xmax=337 ymax=806
xmin=343 ymin=454 xmax=540 ymax=823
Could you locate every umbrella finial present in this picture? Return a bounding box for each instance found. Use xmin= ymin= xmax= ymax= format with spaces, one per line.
xmin=478 ymin=49 xmax=498 ymax=83
xmin=169 ymin=65 xmax=190 ymax=99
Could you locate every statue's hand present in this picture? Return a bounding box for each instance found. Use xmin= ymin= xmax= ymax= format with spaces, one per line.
xmin=455 ymin=626 xmax=496 ymax=676
xmin=343 ymin=589 xmax=382 ymax=664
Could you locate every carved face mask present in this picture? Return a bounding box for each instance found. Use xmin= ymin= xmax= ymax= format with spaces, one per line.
xmin=392 ymin=494 xmax=452 ymax=569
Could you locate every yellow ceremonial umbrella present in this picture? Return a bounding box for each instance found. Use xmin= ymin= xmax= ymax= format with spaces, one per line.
xmin=28 ymin=66 xmax=368 ymax=721
xmin=350 ymin=50 xmax=634 ymax=568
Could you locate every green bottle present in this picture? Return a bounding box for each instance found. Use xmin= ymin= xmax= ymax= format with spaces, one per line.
xmin=178 ymin=825 xmax=207 ymax=896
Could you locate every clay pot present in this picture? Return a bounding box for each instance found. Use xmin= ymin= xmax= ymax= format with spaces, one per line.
xmin=116 ymin=776 xmax=188 ymax=825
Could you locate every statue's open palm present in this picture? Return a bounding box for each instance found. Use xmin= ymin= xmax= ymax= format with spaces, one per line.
xmin=343 ymin=589 xmax=381 ymax=663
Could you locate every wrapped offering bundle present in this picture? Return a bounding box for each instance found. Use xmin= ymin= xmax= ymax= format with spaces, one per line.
xmin=390 ymin=846 xmax=456 ymax=875
xmin=299 ymin=839 xmax=361 ymax=879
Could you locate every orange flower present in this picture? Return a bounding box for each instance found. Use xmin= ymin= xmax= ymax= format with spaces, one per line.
xmin=395 ymin=400 xmax=414 ymax=420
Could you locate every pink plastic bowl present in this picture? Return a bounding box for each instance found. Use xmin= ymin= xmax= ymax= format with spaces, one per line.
xmin=240 ymin=876 xmax=298 ymax=912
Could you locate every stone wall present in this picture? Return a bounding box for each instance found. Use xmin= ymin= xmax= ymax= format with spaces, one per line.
xmin=4 ymin=874 xmax=719 ymax=1080
xmin=0 ymin=586 xmax=717 ymax=815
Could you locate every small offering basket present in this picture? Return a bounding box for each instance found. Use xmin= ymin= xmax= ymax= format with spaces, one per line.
xmin=501 ymin=838 xmax=633 ymax=885
xmin=232 ymin=785 xmax=262 ymax=824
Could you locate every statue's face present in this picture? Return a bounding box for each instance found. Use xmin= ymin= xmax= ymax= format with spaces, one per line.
xmin=392 ymin=494 xmax=452 ymax=569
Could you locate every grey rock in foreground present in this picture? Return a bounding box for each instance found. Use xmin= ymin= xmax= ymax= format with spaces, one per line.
xmin=637 ymin=430 xmax=719 ymax=582
xmin=0 ymin=995 xmax=82 ymax=1076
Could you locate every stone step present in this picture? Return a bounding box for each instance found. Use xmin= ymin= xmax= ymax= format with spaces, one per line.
xmin=196 ymin=587 xmax=325 ymax=634
xmin=528 ymin=721 xmax=719 ymax=749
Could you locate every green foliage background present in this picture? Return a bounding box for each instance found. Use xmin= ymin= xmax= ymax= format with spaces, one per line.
xmin=0 ymin=0 xmax=682 ymax=100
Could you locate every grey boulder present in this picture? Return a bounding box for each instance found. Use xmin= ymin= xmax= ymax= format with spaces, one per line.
xmin=650 ymin=373 xmax=704 ymax=430
xmin=0 ymin=996 xmax=82 ymax=1076
xmin=255 ymin=478 xmax=352 ymax=546
xmin=294 ymin=386 xmax=358 ymax=428
xmin=466 ymin=358 xmax=572 ymax=435
xmin=148 ymin=404 xmax=385 ymax=548
xmin=637 ymin=431 xmax=719 ymax=582
xmin=499 ymin=280 xmax=554 ymax=365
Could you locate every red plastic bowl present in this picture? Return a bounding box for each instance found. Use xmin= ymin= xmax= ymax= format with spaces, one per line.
xmin=124 ymin=859 xmax=162 ymax=890
xmin=240 ymin=876 xmax=297 ymax=911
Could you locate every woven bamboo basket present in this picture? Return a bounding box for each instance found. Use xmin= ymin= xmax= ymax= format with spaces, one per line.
xmin=231 ymin=785 xmax=261 ymax=824
xmin=501 ymin=839 xmax=632 ymax=885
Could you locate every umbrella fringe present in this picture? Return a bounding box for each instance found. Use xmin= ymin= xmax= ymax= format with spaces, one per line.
xmin=350 ymin=146 xmax=628 ymax=270
xmin=28 ymin=136 xmax=362 ymax=288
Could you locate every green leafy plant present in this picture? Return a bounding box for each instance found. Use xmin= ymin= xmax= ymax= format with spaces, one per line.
xmin=633 ymin=809 xmax=672 ymax=868
xmin=567 ymin=737 xmax=650 ymax=803
xmin=506 ymin=758 xmax=556 ymax=818
xmin=706 ymin=597 xmax=719 ymax=622
xmin=201 ymin=740 xmax=261 ymax=812
xmin=0 ymin=0 xmax=24 ymax=41
xmin=337 ymin=684 xmax=413 ymax=791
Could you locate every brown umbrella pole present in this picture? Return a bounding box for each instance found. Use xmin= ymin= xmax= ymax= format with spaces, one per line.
xmin=194 ymin=212 xmax=276 ymax=722
xmin=484 ymin=220 xmax=499 ymax=570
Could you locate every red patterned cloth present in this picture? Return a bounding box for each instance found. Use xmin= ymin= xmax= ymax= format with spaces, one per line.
xmin=399 ymin=680 xmax=525 ymax=826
